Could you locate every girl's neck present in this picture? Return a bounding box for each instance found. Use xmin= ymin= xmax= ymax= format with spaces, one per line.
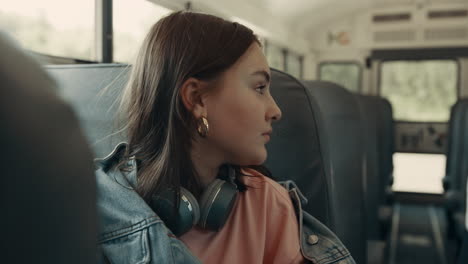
xmin=190 ymin=141 xmax=224 ymax=189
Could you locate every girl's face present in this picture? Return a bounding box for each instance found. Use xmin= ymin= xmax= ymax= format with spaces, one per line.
xmin=203 ymin=43 xmax=282 ymax=165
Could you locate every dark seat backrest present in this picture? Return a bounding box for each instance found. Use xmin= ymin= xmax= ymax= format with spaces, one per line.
xmin=355 ymin=95 xmax=395 ymax=240
xmin=266 ymin=69 xmax=334 ymax=227
xmin=456 ymin=100 xmax=468 ymax=219
xmin=445 ymin=99 xmax=468 ymax=191
xmin=458 ymin=229 xmax=468 ymax=264
xmin=355 ymin=95 xmax=382 ymax=240
xmin=377 ymin=97 xmax=394 ymax=191
xmin=442 ymin=99 xmax=468 ymax=240
xmin=457 ymin=183 xmax=468 ymax=264
xmin=0 ymin=35 xmax=97 ymax=263
xmin=303 ymin=80 xmax=367 ymax=264
xmin=45 ymin=64 xmax=130 ymax=158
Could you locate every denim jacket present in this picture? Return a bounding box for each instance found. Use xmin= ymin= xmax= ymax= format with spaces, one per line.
xmin=96 ymin=143 xmax=355 ymax=264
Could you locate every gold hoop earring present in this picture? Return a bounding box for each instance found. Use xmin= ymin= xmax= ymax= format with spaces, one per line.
xmin=197 ymin=117 xmax=209 ymax=137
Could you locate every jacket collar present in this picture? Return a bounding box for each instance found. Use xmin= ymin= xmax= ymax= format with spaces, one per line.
xmin=94 ymin=142 xmax=138 ymax=187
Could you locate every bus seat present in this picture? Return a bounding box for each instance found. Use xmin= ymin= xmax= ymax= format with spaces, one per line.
xmin=456 ymin=180 xmax=468 ymax=264
xmin=458 ymin=228 xmax=468 ymax=263
xmin=0 ymin=34 xmax=98 ymax=263
xmin=266 ymin=69 xmax=334 ymax=226
xmin=454 ymin=100 xmax=468 ymax=239
xmin=355 ymin=95 xmax=383 ymax=241
xmin=444 ymin=99 xmax=468 ymax=240
xmin=302 ymin=80 xmax=367 ymax=264
xmin=376 ymin=98 xmax=395 ymax=238
xmin=355 ymin=95 xmax=395 ymax=238
xmin=444 ymin=100 xmax=468 ymax=192
xmin=377 ymin=97 xmax=395 ymax=194
xmin=45 ymin=64 xmax=130 ymax=158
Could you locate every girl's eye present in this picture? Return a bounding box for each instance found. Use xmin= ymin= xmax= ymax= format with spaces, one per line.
xmin=255 ymin=85 xmax=266 ymax=94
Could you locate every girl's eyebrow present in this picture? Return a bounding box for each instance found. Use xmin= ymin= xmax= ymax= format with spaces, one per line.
xmin=251 ymin=70 xmax=270 ymax=83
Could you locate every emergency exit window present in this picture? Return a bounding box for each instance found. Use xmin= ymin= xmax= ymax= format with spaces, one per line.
xmin=380 ymin=60 xmax=458 ymax=122
xmin=380 ymin=60 xmax=458 ymax=194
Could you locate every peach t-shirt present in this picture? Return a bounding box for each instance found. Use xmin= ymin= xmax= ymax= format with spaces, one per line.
xmin=179 ymin=168 xmax=306 ymax=264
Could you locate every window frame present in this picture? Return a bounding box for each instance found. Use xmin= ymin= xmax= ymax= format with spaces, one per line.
xmin=317 ymin=61 xmax=363 ymax=93
xmin=96 ymin=0 xmax=113 ymax=63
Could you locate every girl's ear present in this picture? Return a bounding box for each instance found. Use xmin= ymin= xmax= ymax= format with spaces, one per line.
xmin=180 ymin=77 xmax=208 ymax=118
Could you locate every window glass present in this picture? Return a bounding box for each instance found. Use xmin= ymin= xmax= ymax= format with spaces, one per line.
xmin=380 ymin=60 xmax=458 ymax=122
xmin=287 ymin=53 xmax=302 ymax=79
xmin=0 ymin=0 xmax=95 ymax=60
xmin=319 ymin=63 xmax=361 ymax=92
xmin=266 ymin=43 xmax=284 ymax=71
xmin=113 ymin=0 xmax=172 ymax=63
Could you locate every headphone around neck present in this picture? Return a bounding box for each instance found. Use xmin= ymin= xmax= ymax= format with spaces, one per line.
xmin=149 ymin=164 xmax=239 ymax=236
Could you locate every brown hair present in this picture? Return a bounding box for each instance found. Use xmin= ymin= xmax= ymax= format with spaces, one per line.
xmin=119 ymin=11 xmax=269 ymax=203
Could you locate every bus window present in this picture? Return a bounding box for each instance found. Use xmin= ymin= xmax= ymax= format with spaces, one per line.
xmin=286 ymin=52 xmax=303 ymax=79
xmin=380 ymin=60 xmax=458 ymax=122
xmin=0 ymin=0 xmax=95 ymax=61
xmin=113 ymin=0 xmax=172 ymax=63
xmin=265 ymin=42 xmax=284 ymax=71
xmin=318 ymin=62 xmax=361 ymax=92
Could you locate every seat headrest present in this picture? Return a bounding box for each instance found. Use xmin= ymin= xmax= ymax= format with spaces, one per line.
xmin=0 ymin=34 xmax=97 ymax=263
xmin=304 ymin=80 xmax=361 ymax=119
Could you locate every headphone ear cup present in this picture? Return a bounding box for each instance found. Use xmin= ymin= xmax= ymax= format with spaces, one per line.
xmin=180 ymin=187 xmax=200 ymax=225
xmin=150 ymin=187 xmax=200 ymax=237
xmin=198 ymin=179 xmax=238 ymax=231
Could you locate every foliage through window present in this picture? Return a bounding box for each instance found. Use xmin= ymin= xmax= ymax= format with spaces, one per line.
xmin=380 ymin=60 xmax=458 ymax=122
xmin=0 ymin=0 xmax=95 ymax=61
xmin=319 ymin=63 xmax=361 ymax=92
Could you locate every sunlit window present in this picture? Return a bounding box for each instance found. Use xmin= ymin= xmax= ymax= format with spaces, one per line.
xmin=319 ymin=62 xmax=361 ymax=92
xmin=0 ymin=0 xmax=95 ymax=61
xmin=286 ymin=53 xmax=302 ymax=79
xmin=266 ymin=42 xmax=284 ymax=71
xmin=380 ymin=60 xmax=458 ymax=122
xmin=113 ymin=0 xmax=172 ymax=63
